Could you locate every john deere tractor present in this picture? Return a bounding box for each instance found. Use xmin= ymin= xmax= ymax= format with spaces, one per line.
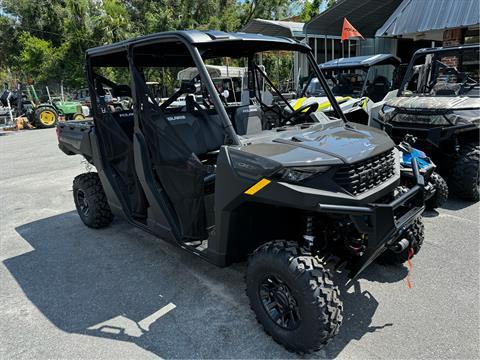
xmin=27 ymin=85 xmax=88 ymax=128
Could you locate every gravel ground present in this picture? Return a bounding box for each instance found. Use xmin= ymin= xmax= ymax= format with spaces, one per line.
xmin=1 ymin=128 xmax=479 ymax=359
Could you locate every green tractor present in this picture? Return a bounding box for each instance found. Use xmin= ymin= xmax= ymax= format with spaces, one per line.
xmin=27 ymin=85 xmax=88 ymax=128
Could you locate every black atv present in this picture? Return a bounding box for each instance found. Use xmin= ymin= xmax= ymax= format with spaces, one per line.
xmin=377 ymin=44 xmax=480 ymax=201
xmin=57 ymin=31 xmax=425 ymax=353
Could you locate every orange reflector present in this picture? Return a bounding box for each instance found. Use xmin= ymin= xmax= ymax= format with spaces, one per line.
xmin=244 ymin=178 xmax=271 ymax=195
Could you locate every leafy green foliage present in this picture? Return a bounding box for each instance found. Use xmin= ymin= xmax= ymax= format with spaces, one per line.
xmin=0 ymin=0 xmax=325 ymax=89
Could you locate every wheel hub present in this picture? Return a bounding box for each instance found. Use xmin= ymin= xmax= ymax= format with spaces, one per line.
xmin=259 ymin=274 xmax=301 ymax=330
xmin=76 ymin=189 xmax=89 ymax=216
xmin=39 ymin=110 xmax=56 ymax=126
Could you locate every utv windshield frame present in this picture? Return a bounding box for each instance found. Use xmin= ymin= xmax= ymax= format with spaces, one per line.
xmin=397 ymin=44 xmax=480 ymax=97
xmin=301 ymin=54 xmax=400 ymax=100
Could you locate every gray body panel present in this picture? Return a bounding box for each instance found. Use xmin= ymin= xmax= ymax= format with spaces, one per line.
xmin=239 ymin=122 xmax=394 ymax=166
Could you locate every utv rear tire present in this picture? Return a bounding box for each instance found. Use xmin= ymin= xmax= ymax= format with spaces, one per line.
xmin=450 ymin=143 xmax=479 ymax=201
xmin=377 ymin=218 xmax=424 ymax=265
xmin=73 ymin=172 xmax=113 ymax=228
xmin=426 ymin=172 xmax=449 ymax=210
xmin=246 ymin=240 xmax=343 ymax=353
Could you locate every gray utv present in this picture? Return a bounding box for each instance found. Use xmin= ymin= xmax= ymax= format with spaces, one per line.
xmin=377 ymin=44 xmax=480 ymax=201
xmin=57 ymin=31 xmax=425 ymax=353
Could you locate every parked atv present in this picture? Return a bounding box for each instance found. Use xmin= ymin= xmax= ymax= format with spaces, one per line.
xmin=398 ymin=135 xmax=448 ymax=210
xmin=377 ymin=44 xmax=480 ymax=201
xmin=56 ymin=31 xmax=425 ymax=353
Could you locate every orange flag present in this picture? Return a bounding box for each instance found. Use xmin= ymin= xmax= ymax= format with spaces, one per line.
xmin=341 ymin=17 xmax=364 ymax=41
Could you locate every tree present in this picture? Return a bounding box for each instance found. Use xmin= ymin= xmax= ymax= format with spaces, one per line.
xmin=0 ymin=0 xmax=307 ymax=89
xmin=299 ymin=0 xmax=337 ymax=22
xmin=239 ymin=0 xmax=292 ymax=28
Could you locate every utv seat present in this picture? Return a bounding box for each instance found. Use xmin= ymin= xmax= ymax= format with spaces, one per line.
xmin=111 ymin=110 xmax=135 ymax=139
xmin=151 ymin=106 xmax=224 ymax=176
xmin=233 ymin=105 xmax=263 ymax=135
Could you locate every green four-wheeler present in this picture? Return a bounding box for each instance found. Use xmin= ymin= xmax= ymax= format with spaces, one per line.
xmin=57 ymin=31 xmax=426 ymax=353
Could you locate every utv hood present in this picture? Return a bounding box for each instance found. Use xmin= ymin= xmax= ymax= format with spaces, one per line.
xmin=240 ymin=122 xmax=394 ymax=166
xmin=387 ymin=96 xmax=480 ymax=111
xmin=383 ymin=96 xmax=480 ymax=126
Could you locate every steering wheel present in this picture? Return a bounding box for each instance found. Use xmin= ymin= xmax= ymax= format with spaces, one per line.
xmin=281 ymin=102 xmax=319 ymax=126
xmin=459 ymin=75 xmax=478 ymax=95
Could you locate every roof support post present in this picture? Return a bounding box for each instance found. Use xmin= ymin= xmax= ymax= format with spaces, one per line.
xmin=331 ymin=38 xmax=334 ymax=60
xmin=190 ymin=46 xmax=241 ymax=146
xmin=324 ymin=36 xmax=327 ymax=62
xmin=306 ymin=51 xmax=347 ymax=123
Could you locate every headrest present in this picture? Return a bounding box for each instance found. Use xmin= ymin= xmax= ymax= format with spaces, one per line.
xmin=111 ymin=84 xmax=132 ymax=98
xmin=180 ymin=81 xmax=199 ymax=94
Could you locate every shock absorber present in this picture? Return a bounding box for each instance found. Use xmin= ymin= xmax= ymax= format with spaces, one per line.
xmin=303 ymin=214 xmax=315 ymax=248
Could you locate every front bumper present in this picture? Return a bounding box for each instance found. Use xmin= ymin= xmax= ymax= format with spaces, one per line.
xmin=317 ymin=158 xmax=425 ymax=280
xmin=384 ymin=122 xmax=476 ymax=148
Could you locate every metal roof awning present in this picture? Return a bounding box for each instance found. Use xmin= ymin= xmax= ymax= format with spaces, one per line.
xmin=241 ymin=19 xmax=305 ymax=39
xmin=376 ymin=0 xmax=480 ymax=40
xmin=305 ymin=0 xmax=403 ymax=38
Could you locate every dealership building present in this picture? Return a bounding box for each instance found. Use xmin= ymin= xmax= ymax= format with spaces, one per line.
xmin=242 ymin=0 xmax=479 ymax=84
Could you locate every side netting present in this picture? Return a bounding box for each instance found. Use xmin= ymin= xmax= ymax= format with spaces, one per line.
xmin=92 ymin=75 xmax=147 ymax=218
xmin=131 ymin=65 xmax=208 ymax=240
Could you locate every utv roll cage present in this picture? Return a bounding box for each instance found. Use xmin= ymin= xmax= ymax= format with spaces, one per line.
xmin=86 ymin=30 xmax=347 ymax=128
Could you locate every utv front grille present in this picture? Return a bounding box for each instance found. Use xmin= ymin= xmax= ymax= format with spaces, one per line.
xmin=334 ymin=149 xmax=396 ymax=195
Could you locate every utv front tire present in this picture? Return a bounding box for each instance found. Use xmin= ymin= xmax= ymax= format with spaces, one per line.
xmin=246 ymin=240 xmax=343 ymax=353
xmin=377 ymin=218 xmax=424 ymax=265
xmin=450 ymin=143 xmax=479 ymax=201
xmin=426 ymin=172 xmax=449 ymax=210
xmin=73 ymin=172 xmax=113 ymax=228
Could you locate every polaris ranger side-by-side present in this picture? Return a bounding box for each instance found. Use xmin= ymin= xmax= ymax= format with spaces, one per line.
xmin=293 ymin=54 xmax=401 ymax=124
xmin=57 ymin=31 xmax=425 ymax=353
xmin=377 ymin=44 xmax=480 ymax=201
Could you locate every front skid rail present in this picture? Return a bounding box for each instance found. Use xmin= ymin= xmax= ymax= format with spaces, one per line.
xmin=317 ymin=158 xmax=425 ymax=281
xmin=385 ymin=122 xmax=476 ymax=148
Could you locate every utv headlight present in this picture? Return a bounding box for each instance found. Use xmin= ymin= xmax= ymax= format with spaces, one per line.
xmin=274 ymin=166 xmax=330 ymax=183
xmin=229 ymin=149 xmax=282 ymax=180
xmin=380 ymin=105 xmax=397 ymax=121
xmin=446 ymin=109 xmax=480 ymax=125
